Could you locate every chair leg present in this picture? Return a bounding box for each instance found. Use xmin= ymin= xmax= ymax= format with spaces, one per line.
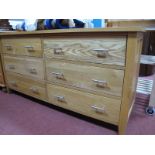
xmin=146 ymin=74 xmax=155 ymax=115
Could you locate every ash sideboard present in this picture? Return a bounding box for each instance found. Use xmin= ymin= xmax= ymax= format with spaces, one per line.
xmin=0 ymin=28 xmax=144 ymax=134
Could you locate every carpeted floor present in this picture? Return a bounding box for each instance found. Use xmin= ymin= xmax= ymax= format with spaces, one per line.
xmin=0 ymin=89 xmax=154 ymax=135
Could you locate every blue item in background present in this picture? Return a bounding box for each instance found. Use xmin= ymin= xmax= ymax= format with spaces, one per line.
xmin=44 ymin=19 xmax=53 ymax=29
xmin=55 ymin=19 xmax=70 ymax=29
xmin=92 ymin=19 xmax=105 ymax=28
xmin=55 ymin=19 xmax=85 ymax=29
xmin=73 ymin=19 xmax=85 ymax=28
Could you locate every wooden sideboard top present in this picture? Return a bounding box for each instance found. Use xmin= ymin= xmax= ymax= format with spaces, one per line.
xmin=0 ymin=27 xmax=145 ymax=36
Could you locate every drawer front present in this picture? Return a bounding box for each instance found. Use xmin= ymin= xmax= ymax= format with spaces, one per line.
xmin=47 ymin=84 xmax=121 ymax=125
xmin=44 ymin=37 xmax=126 ymax=66
xmin=46 ymin=60 xmax=124 ymax=97
xmin=24 ymin=57 xmax=44 ymax=79
xmin=3 ymin=55 xmax=25 ymax=75
xmin=3 ymin=55 xmax=44 ymax=80
xmin=6 ymin=72 xmax=46 ymax=100
xmin=1 ymin=38 xmax=42 ymax=57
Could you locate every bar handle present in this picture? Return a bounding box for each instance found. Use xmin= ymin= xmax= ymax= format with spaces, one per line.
xmin=8 ymin=65 xmax=15 ymax=70
xmin=29 ymin=68 xmax=37 ymax=74
xmin=52 ymin=72 xmax=65 ymax=80
xmin=30 ymin=87 xmax=39 ymax=94
xmin=93 ymin=49 xmax=109 ymax=58
xmin=55 ymin=95 xmax=66 ymax=103
xmin=4 ymin=45 xmax=12 ymax=50
xmin=92 ymin=79 xmax=108 ymax=88
xmin=53 ymin=48 xmax=64 ymax=55
xmin=24 ymin=45 xmax=34 ymax=51
xmin=91 ymin=105 xmax=105 ymax=113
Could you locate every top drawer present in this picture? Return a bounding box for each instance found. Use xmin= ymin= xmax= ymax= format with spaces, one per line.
xmin=44 ymin=37 xmax=126 ymax=66
xmin=1 ymin=38 xmax=42 ymax=57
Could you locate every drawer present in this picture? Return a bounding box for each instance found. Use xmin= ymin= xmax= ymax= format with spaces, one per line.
xmin=24 ymin=57 xmax=44 ymax=79
xmin=46 ymin=60 xmax=124 ymax=97
xmin=44 ymin=37 xmax=126 ymax=66
xmin=6 ymin=72 xmax=46 ymax=100
xmin=3 ymin=55 xmax=44 ymax=80
xmin=1 ymin=38 xmax=42 ymax=57
xmin=3 ymin=55 xmax=25 ymax=74
xmin=47 ymin=84 xmax=121 ymax=125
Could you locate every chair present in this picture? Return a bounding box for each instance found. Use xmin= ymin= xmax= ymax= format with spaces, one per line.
xmin=137 ymin=55 xmax=155 ymax=115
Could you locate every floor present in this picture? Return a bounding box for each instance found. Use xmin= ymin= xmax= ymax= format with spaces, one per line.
xmin=0 ymin=88 xmax=154 ymax=135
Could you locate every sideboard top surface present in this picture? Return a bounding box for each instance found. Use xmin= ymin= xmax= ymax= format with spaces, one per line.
xmin=0 ymin=27 xmax=145 ymax=36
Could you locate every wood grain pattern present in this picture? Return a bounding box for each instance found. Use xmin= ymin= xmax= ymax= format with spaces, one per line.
xmin=118 ymin=32 xmax=143 ymax=134
xmin=6 ymin=72 xmax=46 ymax=100
xmin=3 ymin=54 xmax=44 ymax=80
xmin=0 ymin=29 xmax=144 ymax=134
xmin=1 ymin=38 xmax=42 ymax=57
xmin=44 ymin=37 xmax=126 ymax=67
xmin=47 ymin=83 xmax=121 ymax=125
xmin=24 ymin=57 xmax=44 ymax=80
xmin=46 ymin=59 xmax=124 ymax=97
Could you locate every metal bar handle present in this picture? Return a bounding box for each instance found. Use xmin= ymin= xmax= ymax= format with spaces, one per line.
xmin=93 ymin=49 xmax=109 ymax=58
xmin=92 ymin=79 xmax=107 ymax=88
xmin=55 ymin=95 xmax=66 ymax=102
xmin=8 ymin=65 xmax=15 ymax=69
xmin=93 ymin=49 xmax=109 ymax=52
xmin=4 ymin=45 xmax=12 ymax=50
xmin=52 ymin=72 xmax=63 ymax=76
xmin=30 ymin=87 xmax=39 ymax=94
xmin=24 ymin=45 xmax=34 ymax=49
xmin=91 ymin=105 xmax=105 ymax=113
xmin=29 ymin=68 xmax=37 ymax=74
xmin=53 ymin=48 xmax=64 ymax=55
xmin=52 ymin=72 xmax=65 ymax=80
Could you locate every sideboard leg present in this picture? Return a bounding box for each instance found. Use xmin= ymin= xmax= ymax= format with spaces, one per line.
xmin=118 ymin=124 xmax=127 ymax=135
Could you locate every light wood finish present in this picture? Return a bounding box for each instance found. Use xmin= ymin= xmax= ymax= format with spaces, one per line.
xmin=107 ymin=20 xmax=155 ymax=28
xmin=1 ymin=38 xmax=42 ymax=57
xmin=3 ymin=55 xmax=25 ymax=74
xmin=24 ymin=57 xmax=44 ymax=79
xmin=44 ymin=37 xmax=126 ymax=67
xmin=46 ymin=59 xmax=124 ymax=97
xmin=47 ymin=83 xmax=121 ymax=125
xmin=6 ymin=72 xmax=46 ymax=100
xmin=3 ymin=54 xmax=44 ymax=80
xmin=0 ymin=27 xmax=145 ymax=36
xmin=119 ymin=33 xmax=143 ymax=134
xmin=0 ymin=28 xmax=144 ymax=135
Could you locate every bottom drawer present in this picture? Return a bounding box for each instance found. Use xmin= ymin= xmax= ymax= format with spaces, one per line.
xmin=6 ymin=72 xmax=46 ymax=100
xmin=47 ymin=84 xmax=121 ymax=125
